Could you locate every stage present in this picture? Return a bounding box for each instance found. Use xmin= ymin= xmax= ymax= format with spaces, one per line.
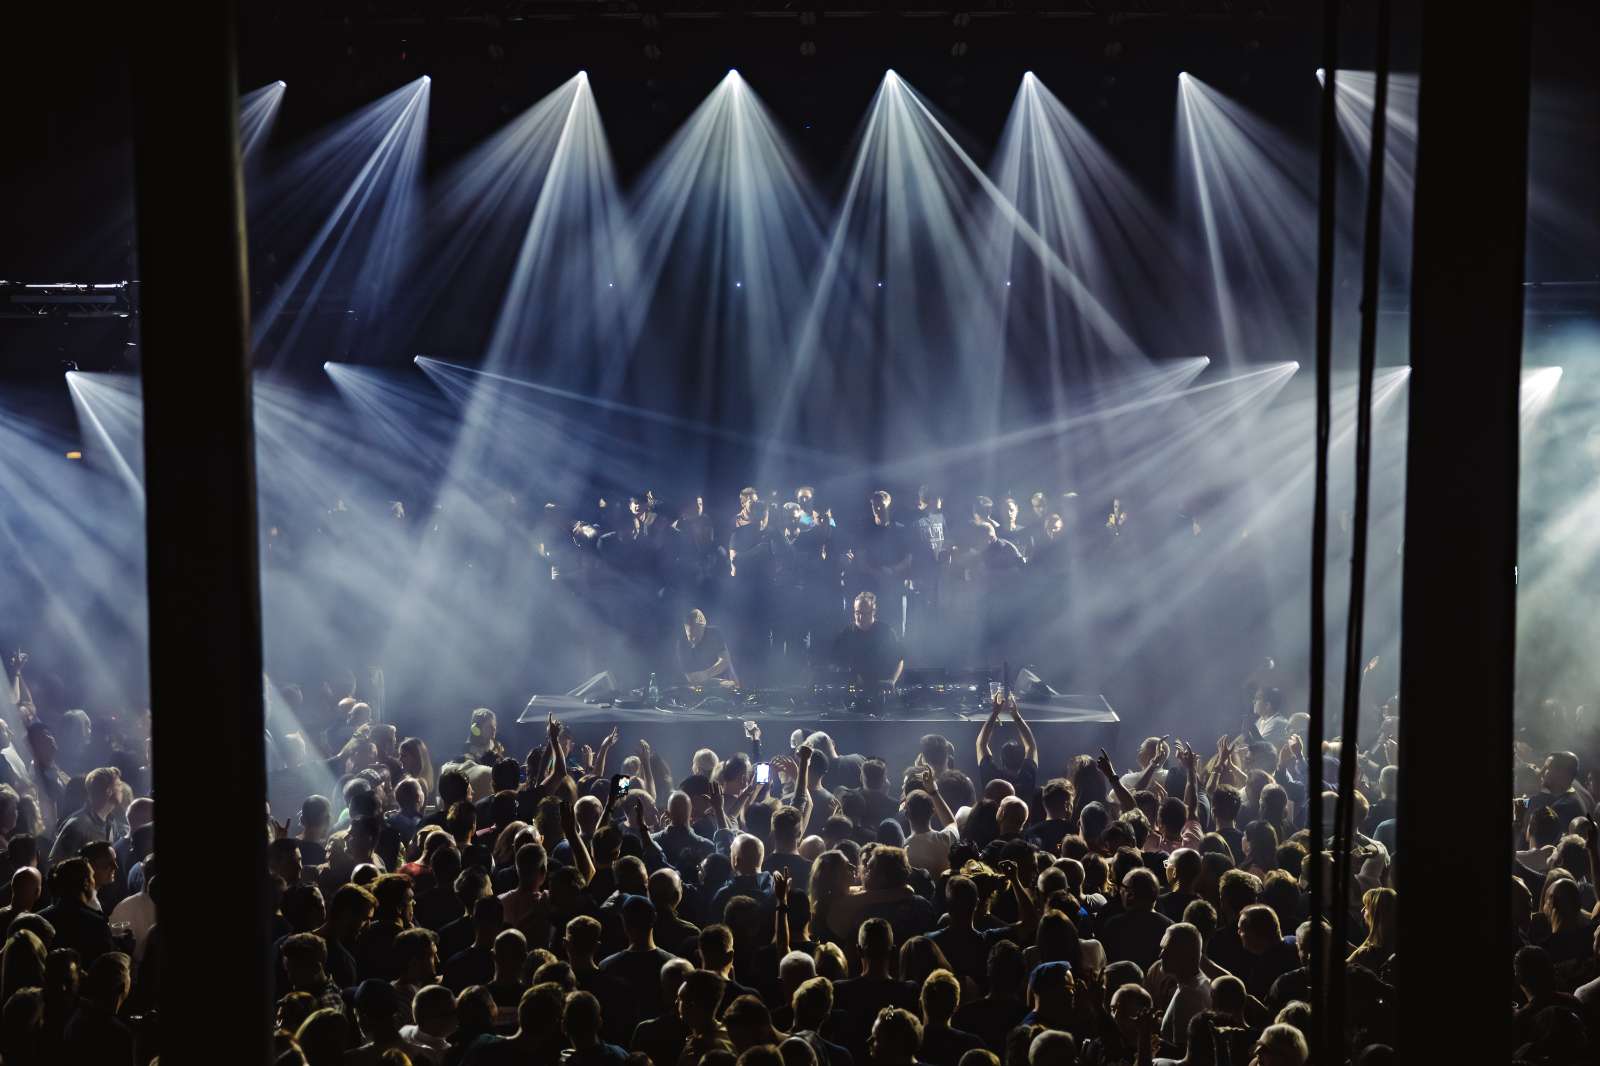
xmin=511 ymin=684 xmax=1121 ymax=784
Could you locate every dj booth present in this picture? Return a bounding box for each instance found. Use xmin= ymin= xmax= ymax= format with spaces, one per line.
xmin=515 ymin=670 xmax=1121 ymax=774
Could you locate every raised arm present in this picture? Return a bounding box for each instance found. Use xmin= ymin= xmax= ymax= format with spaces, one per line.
xmin=707 ymin=780 xmax=730 ymax=833
xmin=636 ymin=740 xmax=657 ymax=801
xmin=794 ymin=746 xmax=815 ymax=830
xmin=601 ymin=774 xmax=625 ymax=825
xmin=1009 ymin=694 xmax=1038 ymax=764
xmin=772 ymin=871 xmax=792 ymax=956
xmin=914 ymin=766 xmax=958 ymax=830
xmin=540 ymin=714 xmax=569 ymax=790
xmin=1135 ymin=740 xmax=1168 ymax=792
xmin=1179 ymin=742 xmax=1200 ymax=824
xmin=1097 ymin=748 xmax=1138 ymax=814
xmin=595 ymin=727 xmax=619 ymax=781
xmin=1002 ymin=859 xmax=1039 ymax=932
xmin=561 ymin=799 xmax=595 ymax=885
xmin=976 ymin=693 xmax=1002 ymax=765
xmin=629 ymin=798 xmax=669 ymax=872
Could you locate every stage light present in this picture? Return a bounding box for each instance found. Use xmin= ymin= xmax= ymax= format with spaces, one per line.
xmin=323 ymin=361 xmax=332 ymax=370
xmin=1005 ymin=280 xmax=1012 ymax=287
xmin=1292 ymin=361 xmax=1301 ymax=369
xmin=734 ymin=281 xmax=742 ymax=288
xmin=65 ymin=451 xmax=82 ymax=461
xmin=276 ymin=80 xmax=287 ymax=88
xmin=876 ymin=281 xmax=883 ymax=288
xmin=1203 ymin=356 xmax=1212 ymax=365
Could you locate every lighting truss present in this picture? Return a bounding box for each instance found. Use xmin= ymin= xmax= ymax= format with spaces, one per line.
xmin=0 ymin=281 xmax=137 ymax=319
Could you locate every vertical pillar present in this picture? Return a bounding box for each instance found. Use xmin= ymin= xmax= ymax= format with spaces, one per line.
xmin=1397 ymin=0 xmax=1531 ymax=1060
xmin=130 ymin=4 xmax=271 ymax=1064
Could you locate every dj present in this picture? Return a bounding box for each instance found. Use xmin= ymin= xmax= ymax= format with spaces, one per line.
xmin=676 ymin=608 xmax=739 ymax=687
xmin=832 ymin=590 xmax=905 ymax=689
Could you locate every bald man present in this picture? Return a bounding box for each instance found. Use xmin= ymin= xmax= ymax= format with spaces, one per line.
xmin=0 ymin=866 xmax=43 ymax=937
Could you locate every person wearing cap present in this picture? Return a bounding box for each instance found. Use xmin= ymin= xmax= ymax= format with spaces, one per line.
xmin=1021 ymin=961 xmax=1082 ymax=1034
xmin=598 ymin=895 xmax=675 ymax=1019
xmin=347 ymin=978 xmax=435 ymax=1065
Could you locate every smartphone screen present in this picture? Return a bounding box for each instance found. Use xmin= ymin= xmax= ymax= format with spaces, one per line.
xmin=755 ymin=763 xmax=770 ymax=785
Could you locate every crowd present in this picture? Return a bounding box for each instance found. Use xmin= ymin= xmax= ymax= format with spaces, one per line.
xmin=257 ymin=680 xmax=1420 ymax=1066
xmin=10 ymin=626 xmax=1600 ymax=1065
xmin=284 ymin=482 xmax=1175 ymax=690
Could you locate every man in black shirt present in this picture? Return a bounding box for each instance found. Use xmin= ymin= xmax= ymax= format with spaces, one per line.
xmin=832 ymin=592 xmax=905 ymax=689
xmin=976 ymin=692 xmax=1039 ymax=796
xmin=598 ymin=896 xmax=678 ymax=1021
xmin=1102 ymin=868 xmax=1174 ymax=970
xmin=675 ymin=610 xmax=738 ymax=687
xmin=850 ymin=490 xmax=913 ymax=601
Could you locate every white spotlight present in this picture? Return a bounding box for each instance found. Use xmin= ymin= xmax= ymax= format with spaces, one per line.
xmin=876 ymin=281 xmax=884 ymax=288
xmin=412 ymin=355 xmax=421 ymax=363
xmin=1005 ymin=280 xmax=1012 ymax=287
xmin=1292 ymin=361 xmax=1302 ymax=369
xmin=323 ymin=361 xmax=332 ymax=371
xmin=276 ymin=80 xmax=287 ymax=88
xmin=1202 ymin=356 xmax=1211 ymax=365
xmin=735 ymin=281 xmax=742 ymax=288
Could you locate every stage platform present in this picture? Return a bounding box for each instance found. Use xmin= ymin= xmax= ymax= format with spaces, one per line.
xmin=514 ymin=686 xmax=1121 ymax=778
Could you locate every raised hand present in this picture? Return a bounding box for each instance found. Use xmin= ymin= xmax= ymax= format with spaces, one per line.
xmin=580 ymin=744 xmax=596 ymax=770
xmin=560 ymin=799 xmax=578 ymax=837
xmin=1177 ymin=741 xmax=1199 ymax=773
xmin=271 ymin=817 xmax=291 ymax=841
xmin=604 ymin=727 xmax=620 ymax=748
xmin=773 ymin=870 xmax=791 ymax=905
xmin=547 ymin=711 xmax=561 ymax=745
xmin=1097 ymin=748 xmax=1117 ymax=781
xmin=743 ymin=720 xmax=761 ymax=742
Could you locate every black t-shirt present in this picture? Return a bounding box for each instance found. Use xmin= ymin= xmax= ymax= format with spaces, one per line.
xmin=855 ymin=520 xmax=913 ymax=577
xmin=978 ymin=754 xmax=1038 ymax=797
xmin=1528 ymin=789 xmax=1586 ymax=832
xmin=763 ymin=852 xmax=813 ymax=893
xmin=952 ymin=995 xmax=1027 ymax=1052
xmin=676 ymin=627 xmax=733 ymax=680
xmin=832 ymin=623 xmax=903 ymax=685
xmin=729 ymin=524 xmax=774 ymax=581
xmin=1101 ymin=908 xmax=1173 ymax=970
xmin=1025 ymin=819 xmax=1073 ymax=855
xmin=834 ymin=976 xmax=918 ymax=1059
xmin=600 ymin=947 xmax=678 ymax=1019
xmin=859 ymin=894 xmax=937 ymax=946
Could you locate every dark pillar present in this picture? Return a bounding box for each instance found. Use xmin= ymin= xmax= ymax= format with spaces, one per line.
xmin=1397 ymin=0 xmax=1531 ymax=1061
xmin=130 ymin=4 xmax=271 ymax=1064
